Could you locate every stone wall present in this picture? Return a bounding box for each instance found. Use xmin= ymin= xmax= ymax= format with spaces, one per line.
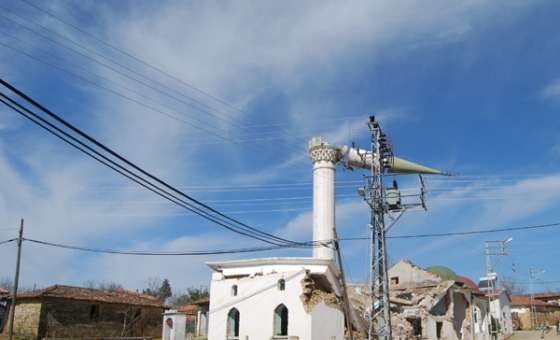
xmin=42 ymin=299 xmax=163 ymax=338
xmin=515 ymin=310 xmax=560 ymax=330
xmin=0 ymin=300 xmax=42 ymax=339
xmin=1 ymin=299 xmax=163 ymax=339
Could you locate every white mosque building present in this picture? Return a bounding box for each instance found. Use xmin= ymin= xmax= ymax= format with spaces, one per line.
xmin=206 ymin=137 xmax=347 ymax=340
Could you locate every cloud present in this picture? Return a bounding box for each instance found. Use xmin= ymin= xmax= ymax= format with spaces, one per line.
xmin=542 ymin=79 xmax=560 ymax=99
xmin=0 ymin=0 xmax=536 ymax=290
xmin=396 ymin=173 xmax=560 ymax=262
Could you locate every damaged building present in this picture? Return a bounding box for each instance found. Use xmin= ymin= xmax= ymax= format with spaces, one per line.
xmin=194 ymin=137 xmax=455 ymax=340
xmin=348 ymin=260 xmax=506 ymax=340
xmin=204 ymin=258 xmax=345 ymax=340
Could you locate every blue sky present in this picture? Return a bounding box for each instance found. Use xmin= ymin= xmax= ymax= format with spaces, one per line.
xmin=1 ymin=0 xmax=560 ymax=294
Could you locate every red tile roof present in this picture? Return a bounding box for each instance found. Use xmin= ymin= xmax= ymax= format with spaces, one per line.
xmin=456 ymin=275 xmax=480 ymax=292
xmin=0 ymin=287 xmax=8 ymax=294
xmin=511 ymin=295 xmax=559 ymax=308
xmin=533 ymin=292 xmax=560 ymax=300
xmin=15 ymin=285 xmax=164 ymax=307
xmin=177 ymin=304 xmax=198 ymax=314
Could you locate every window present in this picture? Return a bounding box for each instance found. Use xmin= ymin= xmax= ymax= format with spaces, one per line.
xmin=227 ymin=308 xmax=240 ymax=339
xmin=278 ymin=279 xmax=286 ymax=291
xmin=390 ymin=277 xmax=399 ymax=286
xmin=436 ymin=321 xmax=443 ymax=339
xmin=274 ymin=304 xmax=288 ymax=336
xmin=89 ymin=304 xmax=100 ymax=320
xmin=231 ymin=285 xmax=238 ymax=297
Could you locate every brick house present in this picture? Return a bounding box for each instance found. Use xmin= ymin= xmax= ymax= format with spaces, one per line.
xmin=0 ymin=285 xmax=165 ymax=339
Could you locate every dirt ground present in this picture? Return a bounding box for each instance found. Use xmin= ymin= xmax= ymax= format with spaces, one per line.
xmin=510 ymin=330 xmax=560 ymax=339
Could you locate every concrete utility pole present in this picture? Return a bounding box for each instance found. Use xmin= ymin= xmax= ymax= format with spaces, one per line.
xmin=529 ymin=268 xmax=545 ymax=330
xmin=484 ymin=237 xmax=512 ymax=338
xmin=8 ymin=218 xmax=24 ymax=340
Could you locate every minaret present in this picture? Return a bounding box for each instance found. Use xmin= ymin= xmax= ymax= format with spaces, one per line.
xmin=308 ymin=137 xmax=342 ymax=260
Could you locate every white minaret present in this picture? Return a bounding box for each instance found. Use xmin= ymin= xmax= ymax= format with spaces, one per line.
xmin=308 ymin=137 xmax=342 ymax=260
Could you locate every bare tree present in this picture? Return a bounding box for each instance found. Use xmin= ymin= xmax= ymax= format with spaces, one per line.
xmin=502 ymin=276 xmax=527 ymax=295
xmin=97 ymin=281 xmax=123 ymax=292
xmin=143 ymin=277 xmax=162 ymax=298
xmin=0 ymin=277 xmax=12 ymax=291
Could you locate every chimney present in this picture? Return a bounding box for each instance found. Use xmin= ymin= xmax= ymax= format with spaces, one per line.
xmin=308 ymin=137 xmax=342 ymax=260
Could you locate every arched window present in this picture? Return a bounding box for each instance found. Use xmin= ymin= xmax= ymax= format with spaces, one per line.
xmin=227 ymin=308 xmax=240 ymax=339
xmin=277 ymin=279 xmax=286 ymax=291
xmin=231 ymin=284 xmax=238 ymax=296
xmin=274 ymin=304 xmax=288 ymax=336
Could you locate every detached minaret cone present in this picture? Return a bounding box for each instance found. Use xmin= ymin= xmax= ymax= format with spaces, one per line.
xmin=308 ymin=137 xmax=342 ymax=260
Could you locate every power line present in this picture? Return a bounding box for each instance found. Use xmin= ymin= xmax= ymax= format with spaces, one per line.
xmin=9 ymin=220 xmax=560 ymax=257
xmin=337 ymin=222 xmax=560 ymax=240
xmin=0 ymin=6 xmax=241 ymax=129
xmin=0 ymin=94 xmax=293 ymax=247
xmin=0 ymin=4 xmax=310 ymax=154
xmin=0 ymin=238 xmax=16 ymax=246
xmin=18 ymin=0 xmax=247 ymax=122
xmin=16 ymin=0 xmax=317 ymax=149
xmin=0 ymin=37 xmax=245 ymax=146
xmin=0 ymin=31 xmax=309 ymax=154
xmin=23 ymin=238 xmax=312 ymax=256
xmin=504 ymin=281 xmax=560 ymax=285
xmin=0 ymin=83 xmax=304 ymax=247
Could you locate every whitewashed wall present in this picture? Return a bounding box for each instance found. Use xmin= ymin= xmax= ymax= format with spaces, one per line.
xmin=207 ymin=261 xmax=344 ymax=340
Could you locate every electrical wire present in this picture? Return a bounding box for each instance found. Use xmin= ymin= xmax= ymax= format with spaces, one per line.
xmin=0 ymin=6 xmax=241 ymax=129
xmin=0 ymin=37 xmax=248 ymax=147
xmin=23 ymin=238 xmax=312 ymax=256
xmin=0 ymin=94 xmax=296 ymax=247
xmin=0 ymin=5 xmax=312 ymax=153
xmin=13 ymin=220 xmax=560 ymax=257
xmin=0 ymin=238 xmax=16 ymax=246
xmin=0 ymin=88 xmax=304 ymax=247
xmin=18 ymin=0 xmax=247 ymax=124
xmin=336 ymin=222 xmax=560 ymax=240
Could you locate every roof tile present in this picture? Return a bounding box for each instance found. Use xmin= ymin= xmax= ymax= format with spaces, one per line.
xmin=15 ymin=285 xmax=164 ymax=307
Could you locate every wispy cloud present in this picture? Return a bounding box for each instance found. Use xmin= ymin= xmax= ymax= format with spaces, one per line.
xmin=542 ymin=79 xmax=560 ymax=99
xmin=0 ymin=0 xmax=540 ymax=289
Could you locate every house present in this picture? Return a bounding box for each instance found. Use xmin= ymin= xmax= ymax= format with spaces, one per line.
xmin=179 ymin=297 xmax=209 ymax=338
xmin=348 ymin=259 xmax=494 ymax=340
xmin=510 ymin=295 xmax=560 ymax=330
xmin=163 ymin=297 xmax=209 ymax=339
xmin=533 ymin=292 xmax=560 ymax=306
xmin=0 ymin=285 xmax=165 ymax=339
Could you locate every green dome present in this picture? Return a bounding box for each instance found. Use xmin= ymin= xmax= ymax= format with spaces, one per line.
xmin=426 ymin=266 xmax=457 ymax=281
